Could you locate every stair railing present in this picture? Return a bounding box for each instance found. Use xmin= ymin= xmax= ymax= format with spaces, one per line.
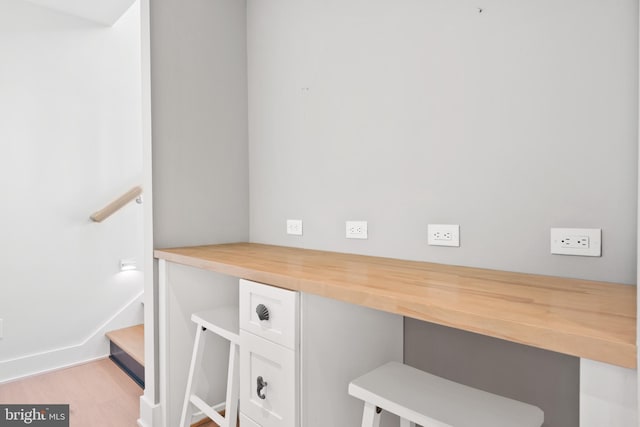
xmin=90 ymin=185 xmax=143 ymax=222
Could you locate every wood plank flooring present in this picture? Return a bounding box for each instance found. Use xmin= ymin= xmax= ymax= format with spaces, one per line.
xmin=193 ymin=418 xmax=219 ymax=427
xmin=190 ymin=411 xmax=239 ymax=427
xmin=194 ymin=418 xmax=234 ymax=427
xmin=0 ymin=358 xmax=142 ymax=427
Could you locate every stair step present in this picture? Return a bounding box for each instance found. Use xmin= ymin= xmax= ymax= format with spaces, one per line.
xmin=106 ymin=324 xmax=144 ymax=388
xmin=106 ymin=324 xmax=144 ymax=366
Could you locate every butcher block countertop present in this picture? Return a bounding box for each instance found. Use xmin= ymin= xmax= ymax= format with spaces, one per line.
xmin=154 ymin=243 xmax=637 ymax=369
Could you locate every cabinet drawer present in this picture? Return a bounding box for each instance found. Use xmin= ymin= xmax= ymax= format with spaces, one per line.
xmin=240 ymin=413 xmax=261 ymax=427
xmin=240 ymin=279 xmax=299 ymax=349
xmin=240 ymin=331 xmax=298 ymax=427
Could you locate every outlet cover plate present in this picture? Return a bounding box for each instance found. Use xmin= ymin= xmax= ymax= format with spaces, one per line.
xmin=286 ymin=219 xmax=303 ymax=236
xmin=550 ymin=228 xmax=601 ymax=256
xmin=428 ymin=224 xmax=460 ymax=247
xmin=346 ymin=221 xmax=368 ymax=239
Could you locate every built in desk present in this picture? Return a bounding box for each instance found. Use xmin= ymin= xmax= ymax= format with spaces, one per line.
xmin=155 ymin=242 xmax=637 ymax=369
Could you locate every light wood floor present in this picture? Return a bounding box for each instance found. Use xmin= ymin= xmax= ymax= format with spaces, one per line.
xmin=191 ymin=412 xmax=237 ymax=427
xmin=0 ymin=358 xmax=142 ymax=427
xmin=195 ymin=419 xmax=232 ymax=427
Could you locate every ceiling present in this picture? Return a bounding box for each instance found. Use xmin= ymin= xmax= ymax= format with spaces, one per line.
xmin=22 ymin=0 xmax=136 ymax=25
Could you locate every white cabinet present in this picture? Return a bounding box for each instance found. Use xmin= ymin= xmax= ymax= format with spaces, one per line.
xmin=239 ymin=279 xmax=403 ymax=427
xmin=298 ymin=290 xmax=403 ymax=427
xmin=240 ymin=279 xmax=299 ymax=427
xmin=239 ymin=279 xmax=299 ymax=349
xmin=240 ymin=413 xmax=261 ymax=427
xmin=240 ymin=332 xmax=298 ymax=427
xmin=158 ymin=267 xmax=403 ymax=427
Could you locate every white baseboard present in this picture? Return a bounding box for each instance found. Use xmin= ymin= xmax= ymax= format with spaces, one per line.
xmin=0 ymin=355 xmax=109 ymax=385
xmin=0 ymin=291 xmax=144 ymax=384
xmin=138 ymin=394 xmax=162 ymax=427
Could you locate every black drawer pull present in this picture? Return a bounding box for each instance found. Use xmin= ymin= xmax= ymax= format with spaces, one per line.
xmin=257 ymin=376 xmax=268 ymax=399
xmin=256 ymin=304 xmax=270 ymax=321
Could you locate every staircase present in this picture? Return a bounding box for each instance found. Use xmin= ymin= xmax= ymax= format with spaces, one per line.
xmin=106 ymin=324 xmax=233 ymax=427
xmin=106 ymin=324 xmax=144 ymax=388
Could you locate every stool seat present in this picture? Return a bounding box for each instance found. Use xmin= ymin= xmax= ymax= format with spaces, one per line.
xmin=349 ymin=362 xmax=543 ymax=427
xmin=180 ymin=305 xmax=240 ymax=427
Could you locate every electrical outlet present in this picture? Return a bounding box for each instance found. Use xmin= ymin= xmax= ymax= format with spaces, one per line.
xmin=428 ymin=224 xmax=460 ymax=247
xmin=551 ymin=228 xmax=601 ymax=256
xmin=286 ymin=219 xmax=303 ymax=236
xmin=346 ymin=221 xmax=368 ymax=239
xmin=560 ymin=236 xmax=589 ymax=249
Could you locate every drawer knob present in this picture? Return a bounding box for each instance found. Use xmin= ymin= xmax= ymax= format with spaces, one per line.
xmin=256 ymin=304 xmax=270 ymax=321
xmin=257 ymin=376 xmax=268 ymax=399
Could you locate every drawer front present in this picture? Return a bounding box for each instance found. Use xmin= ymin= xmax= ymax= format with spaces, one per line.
xmin=240 ymin=331 xmax=298 ymax=427
xmin=240 ymin=279 xmax=299 ymax=349
xmin=240 ymin=413 xmax=261 ymax=427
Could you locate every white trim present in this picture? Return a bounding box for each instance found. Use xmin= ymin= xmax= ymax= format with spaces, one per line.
xmin=0 ymin=291 xmax=143 ymax=365
xmin=139 ymin=0 xmax=157 ymax=419
xmin=0 ymin=291 xmax=144 ymax=383
xmin=138 ymin=394 xmax=162 ymax=427
xmin=158 ymin=259 xmax=168 ymax=427
xmin=0 ymin=355 xmax=108 ymax=385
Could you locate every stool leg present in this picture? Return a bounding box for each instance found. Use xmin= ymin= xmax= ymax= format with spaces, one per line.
xmin=400 ymin=419 xmax=416 ymax=427
xmin=179 ymin=324 xmax=206 ymax=427
xmin=361 ymin=402 xmax=381 ymax=427
xmin=222 ymin=341 xmax=239 ymax=427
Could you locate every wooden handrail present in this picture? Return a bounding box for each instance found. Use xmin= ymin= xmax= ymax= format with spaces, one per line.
xmin=91 ymin=185 xmax=143 ymax=222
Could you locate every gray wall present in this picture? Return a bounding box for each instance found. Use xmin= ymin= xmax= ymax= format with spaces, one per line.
xmin=151 ymin=0 xmax=249 ymax=249
xmin=248 ymin=0 xmax=638 ymax=284
xmin=149 ymin=0 xmax=249 ymax=407
xmin=405 ymin=319 xmax=579 ymax=427
xmin=247 ymin=1 xmax=638 ymax=426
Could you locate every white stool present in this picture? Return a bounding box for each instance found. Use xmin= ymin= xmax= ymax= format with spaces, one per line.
xmin=179 ymin=306 xmax=240 ymax=427
xmin=348 ymin=362 xmax=544 ymax=427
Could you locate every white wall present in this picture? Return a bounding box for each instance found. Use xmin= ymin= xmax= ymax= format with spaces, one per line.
xmin=247 ymin=0 xmax=638 ymax=426
xmin=0 ymin=0 xmax=144 ymax=382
